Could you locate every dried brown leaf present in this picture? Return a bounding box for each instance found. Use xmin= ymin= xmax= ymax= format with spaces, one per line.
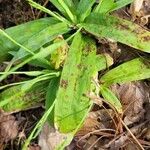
xmin=39 ymin=122 xmax=68 ymax=150
xmin=0 ymin=110 xmax=18 ymax=148
xmin=130 ymin=0 xmax=150 ymax=25
xmin=111 ymin=82 xmax=149 ymax=125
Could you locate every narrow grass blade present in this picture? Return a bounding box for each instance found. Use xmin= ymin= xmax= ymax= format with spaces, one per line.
xmin=27 ymin=0 xmax=69 ymax=24
xmin=82 ymin=13 xmax=150 ymax=53
xmin=50 ymin=0 xmax=76 ymax=20
xmin=100 ymin=58 xmax=150 ymax=86
xmin=57 ymin=0 xmax=76 ymax=23
xmin=23 ymin=100 xmax=56 ymax=150
xmin=46 ymin=77 xmax=60 ymax=125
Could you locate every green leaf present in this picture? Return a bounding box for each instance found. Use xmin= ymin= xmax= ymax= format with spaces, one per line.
xmin=50 ymin=35 xmax=69 ymax=69
xmin=95 ymin=0 xmax=117 ymax=14
xmin=100 ymin=58 xmax=150 ymax=86
xmin=50 ymin=0 xmax=76 ymax=20
xmin=100 ymin=86 xmax=122 ymax=113
xmin=76 ymin=0 xmax=95 ymax=22
xmin=15 ymin=22 xmax=70 ymax=60
xmin=46 ymin=77 xmax=60 ymax=125
xmin=0 ymin=81 xmax=48 ymax=113
xmin=55 ymin=33 xmax=95 ymax=133
xmin=21 ymin=72 xmax=59 ymax=92
xmin=28 ymin=0 xmax=68 ymax=23
xmin=54 ymin=32 xmax=110 ymax=133
xmin=0 ymin=41 xmax=65 ymax=81
xmin=82 ymin=13 xmax=150 ymax=53
xmin=0 ymin=17 xmax=58 ymax=62
xmin=113 ymin=0 xmax=133 ymax=11
xmin=57 ymin=0 xmax=76 ymax=23
xmin=23 ymin=99 xmax=56 ymax=150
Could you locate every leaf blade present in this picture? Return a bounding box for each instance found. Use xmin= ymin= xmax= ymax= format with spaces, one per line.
xmin=76 ymin=0 xmax=95 ymax=22
xmin=100 ymin=86 xmax=122 ymax=113
xmin=0 ymin=17 xmax=58 ymax=62
xmin=82 ymin=13 xmax=150 ymax=53
xmin=100 ymin=58 xmax=150 ymax=86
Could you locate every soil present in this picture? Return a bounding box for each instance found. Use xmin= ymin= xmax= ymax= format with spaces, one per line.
xmin=0 ymin=0 xmax=150 ymax=150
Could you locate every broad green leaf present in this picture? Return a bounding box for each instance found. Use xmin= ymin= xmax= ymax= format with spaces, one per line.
xmin=76 ymin=0 xmax=95 ymax=22
xmin=82 ymin=13 xmax=150 ymax=53
xmin=100 ymin=58 xmax=150 ymax=86
xmin=55 ymin=33 xmax=96 ymax=133
xmin=46 ymin=77 xmax=60 ymax=125
xmin=15 ymin=22 xmax=70 ymax=60
xmin=0 ymin=82 xmax=48 ymax=113
xmin=54 ymin=32 xmax=110 ymax=133
xmin=100 ymin=86 xmax=122 ymax=113
xmin=95 ymin=0 xmax=117 ymax=14
xmin=0 ymin=17 xmax=58 ymax=62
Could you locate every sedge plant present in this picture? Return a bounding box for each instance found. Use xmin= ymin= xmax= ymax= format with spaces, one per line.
xmin=0 ymin=0 xmax=150 ymax=149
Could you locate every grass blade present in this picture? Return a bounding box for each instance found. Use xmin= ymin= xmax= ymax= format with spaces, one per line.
xmin=23 ymin=100 xmax=56 ymax=150
xmin=46 ymin=77 xmax=60 ymax=125
xmin=28 ymin=0 xmax=70 ymax=24
xmin=57 ymin=0 xmax=76 ymax=23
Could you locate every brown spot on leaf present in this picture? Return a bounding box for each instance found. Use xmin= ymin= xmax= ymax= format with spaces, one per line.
xmin=133 ymin=27 xmax=145 ymax=35
xmin=77 ymin=64 xmax=82 ymax=70
xmin=118 ymin=23 xmax=130 ymax=30
xmin=141 ymin=35 xmax=150 ymax=42
xmin=60 ymin=79 xmax=68 ymax=89
xmin=83 ymin=45 xmax=93 ymax=56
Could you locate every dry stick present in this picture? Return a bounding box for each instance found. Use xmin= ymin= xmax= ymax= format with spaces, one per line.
xmin=30 ymin=5 xmax=36 ymax=19
xmin=36 ymin=0 xmax=49 ymax=19
xmin=87 ymin=136 xmax=105 ymax=150
xmin=120 ymin=119 xmax=145 ymax=150
xmin=101 ymin=104 xmax=118 ymax=129
xmin=77 ymin=129 xmax=115 ymax=144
